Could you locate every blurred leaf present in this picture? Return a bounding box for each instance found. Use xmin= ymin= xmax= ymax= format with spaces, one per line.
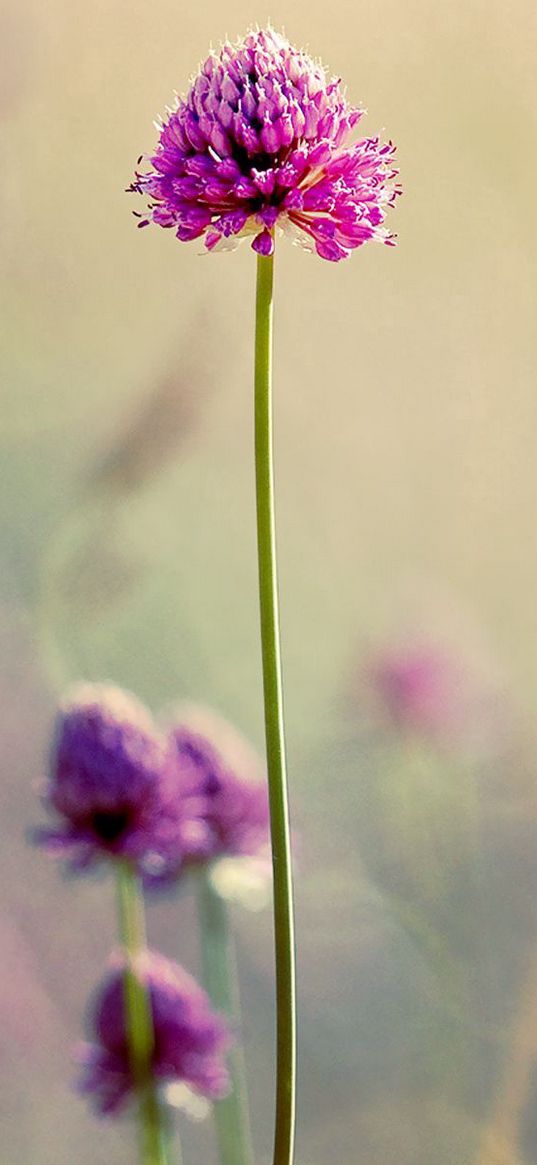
xmin=88 ymin=339 xmax=213 ymax=498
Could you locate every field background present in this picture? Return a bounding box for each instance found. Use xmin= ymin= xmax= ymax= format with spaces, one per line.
xmin=2 ymin=1 xmax=537 ymax=1162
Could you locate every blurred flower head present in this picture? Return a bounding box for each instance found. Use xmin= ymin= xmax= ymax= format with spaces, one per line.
xmin=130 ymin=26 xmax=400 ymax=261
xmin=364 ymin=630 xmax=509 ymax=756
xmin=35 ymin=683 xmax=190 ymax=874
xmin=157 ymin=704 xmax=270 ymax=884
xmin=77 ymin=950 xmax=231 ymax=1114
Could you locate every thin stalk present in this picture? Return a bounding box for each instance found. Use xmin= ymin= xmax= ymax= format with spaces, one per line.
xmin=197 ymin=872 xmax=254 ymax=1165
xmin=116 ymin=861 xmax=169 ymax=1165
xmin=472 ymin=939 xmax=537 ymax=1165
xmin=254 ymin=249 xmax=297 ymax=1165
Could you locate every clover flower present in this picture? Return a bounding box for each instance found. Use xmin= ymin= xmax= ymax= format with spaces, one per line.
xmin=35 ymin=684 xmax=190 ymax=873
xmin=78 ymin=951 xmax=231 ymax=1114
xmin=129 ymin=27 xmax=400 ymax=261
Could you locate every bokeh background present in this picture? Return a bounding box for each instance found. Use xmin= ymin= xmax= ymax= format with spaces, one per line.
xmin=2 ymin=1 xmax=537 ymax=1162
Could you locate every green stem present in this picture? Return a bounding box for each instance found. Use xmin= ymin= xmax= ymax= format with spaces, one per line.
xmin=197 ymin=872 xmax=255 ymax=1165
xmin=116 ymin=862 xmax=169 ymax=1165
xmin=254 ymin=249 xmax=297 ymax=1165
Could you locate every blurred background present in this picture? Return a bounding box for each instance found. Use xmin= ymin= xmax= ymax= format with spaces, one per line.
xmin=2 ymin=1 xmax=537 ymax=1162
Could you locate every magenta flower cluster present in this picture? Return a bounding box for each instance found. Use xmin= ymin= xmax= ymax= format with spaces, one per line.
xmin=78 ymin=951 xmax=231 ymax=1114
xmin=366 ymin=634 xmax=508 ymax=754
xmin=36 ymin=685 xmax=184 ymax=872
xmin=35 ymin=682 xmax=268 ymax=1114
xmin=130 ymin=27 xmax=400 ymax=261
xmin=36 ymin=684 xmax=269 ymax=878
xmin=169 ymin=708 xmax=269 ymax=875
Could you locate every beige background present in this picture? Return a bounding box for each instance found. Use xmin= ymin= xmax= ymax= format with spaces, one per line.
xmin=1 ymin=2 xmax=537 ymax=1163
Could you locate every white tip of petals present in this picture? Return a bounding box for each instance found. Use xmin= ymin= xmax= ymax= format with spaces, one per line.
xmin=60 ymin=682 xmax=155 ymax=734
xmin=209 ymin=855 xmax=272 ymax=911
xmin=163 ymin=1083 xmax=211 ymax=1121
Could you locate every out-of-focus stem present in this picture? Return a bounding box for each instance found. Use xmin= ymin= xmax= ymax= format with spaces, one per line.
xmin=116 ymin=861 xmax=168 ymax=1165
xmin=197 ymin=872 xmax=255 ymax=1165
xmin=473 ymin=942 xmax=537 ymax=1165
xmin=254 ymin=249 xmax=297 ymax=1165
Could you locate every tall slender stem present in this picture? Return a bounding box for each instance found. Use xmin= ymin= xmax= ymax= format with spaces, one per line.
xmin=197 ymin=872 xmax=255 ymax=1165
xmin=116 ymin=862 xmax=169 ymax=1165
xmin=472 ymin=938 xmax=537 ymax=1165
xmin=254 ymin=249 xmax=297 ymax=1165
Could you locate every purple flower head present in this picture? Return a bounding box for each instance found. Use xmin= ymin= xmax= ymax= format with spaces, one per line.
xmin=369 ymin=644 xmax=466 ymax=739
xmin=35 ymin=683 xmax=189 ymax=874
xmin=78 ymin=950 xmax=231 ymax=1114
xmin=365 ymin=632 xmax=510 ymax=756
xmin=129 ymin=27 xmax=400 ymax=261
xmin=161 ymin=704 xmax=270 ymax=878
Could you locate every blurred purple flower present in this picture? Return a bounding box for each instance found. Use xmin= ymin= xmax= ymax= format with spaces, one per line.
xmin=365 ymin=634 xmax=509 ymax=754
xmin=35 ymin=683 xmax=190 ymax=874
xmin=160 ymin=705 xmax=270 ymax=880
xmin=130 ymin=27 xmax=400 ymax=261
xmin=78 ymin=950 xmax=231 ymax=1114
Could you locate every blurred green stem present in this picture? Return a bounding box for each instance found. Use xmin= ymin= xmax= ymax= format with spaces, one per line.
xmin=197 ymin=872 xmax=255 ymax=1165
xmin=116 ymin=862 xmax=169 ymax=1165
xmin=254 ymin=249 xmax=297 ymax=1165
xmin=473 ymin=939 xmax=537 ymax=1165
